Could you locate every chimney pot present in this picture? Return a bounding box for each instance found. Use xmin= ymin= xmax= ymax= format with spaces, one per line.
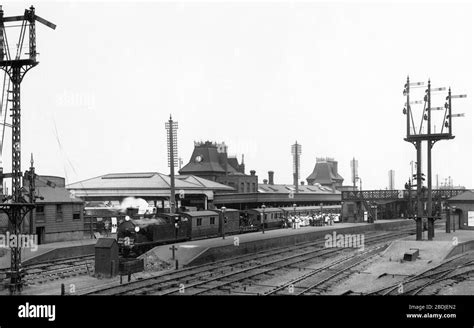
xmin=263 ymin=179 xmax=268 ymax=185
xmin=268 ymin=171 xmax=274 ymax=185
xmin=250 ymin=170 xmax=256 ymax=176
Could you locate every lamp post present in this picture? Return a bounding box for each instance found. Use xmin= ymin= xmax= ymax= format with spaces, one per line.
xmin=221 ymin=206 xmax=226 ymax=239
xmin=261 ymin=205 xmax=266 ymax=234
xmin=293 ymin=203 xmax=297 ymax=229
xmin=452 ymin=205 xmax=456 ymax=232
xmin=445 ymin=203 xmax=451 ymax=233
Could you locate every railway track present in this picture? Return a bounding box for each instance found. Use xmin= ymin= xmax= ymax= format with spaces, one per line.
xmin=264 ymin=245 xmax=387 ymax=295
xmin=85 ymin=228 xmax=416 ymax=295
xmin=1 ymin=255 xmax=95 ymax=286
xmin=367 ymin=251 xmax=474 ymax=295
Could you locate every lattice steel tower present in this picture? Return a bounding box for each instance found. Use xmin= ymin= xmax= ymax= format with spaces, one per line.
xmin=0 ymin=5 xmax=55 ymax=294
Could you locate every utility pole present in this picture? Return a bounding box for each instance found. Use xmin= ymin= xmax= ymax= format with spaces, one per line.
xmin=0 ymin=6 xmax=55 ymax=294
xmin=165 ymin=115 xmax=178 ymax=214
xmin=403 ymin=76 xmax=466 ymax=241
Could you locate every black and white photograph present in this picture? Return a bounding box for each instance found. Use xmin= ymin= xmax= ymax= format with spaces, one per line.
xmin=0 ymin=0 xmax=472 ymax=326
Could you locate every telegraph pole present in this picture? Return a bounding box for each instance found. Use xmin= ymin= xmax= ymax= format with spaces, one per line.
xmin=165 ymin=115 xmax=178 ymax=214
xmin=403 ymin=76 xmax=466 ymax=241
xmin=427 ymin=80 xmax=433 ymax=240
xmin=0 ymin=6 xmax=55 ymax=294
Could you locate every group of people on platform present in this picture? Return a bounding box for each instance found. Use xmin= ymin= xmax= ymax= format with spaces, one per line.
xmin=283 ymin=213 xmax=341 ymax=229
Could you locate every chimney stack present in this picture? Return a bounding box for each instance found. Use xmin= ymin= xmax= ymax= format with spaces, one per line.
xmin=250 ymin=170 xmax=256 ymax=176
xmin=263 ymin=179 xmax=268 ymax=185
xmin=268 ymin=171 xmax=274 ymax=185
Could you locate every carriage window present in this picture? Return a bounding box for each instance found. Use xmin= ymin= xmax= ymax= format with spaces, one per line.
xmin=210 ymin=217 xmax=215 ymax=225
xmin=197 ymin=218 xmax=202 ymax=226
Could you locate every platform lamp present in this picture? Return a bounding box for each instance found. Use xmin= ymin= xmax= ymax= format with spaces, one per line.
xmin=452 ymin=205 xmax=457 ymax=232
xmin=444 ymin=203 xmax=451 ymax=233
xmin=261 ymin=205 xmax=266 ymax=234
xmin=220 ymin=206 xmax=226 ymax=239
xmin=293 ymin=203 xmax=297 ymax=229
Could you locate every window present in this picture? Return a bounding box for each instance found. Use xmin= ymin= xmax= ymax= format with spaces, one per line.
xmin=210 ymin=217 xmax=215 ymax=225
xmin=252 ymin=183 xmax=256 ymax=192
xmin=197 ymin=218 xmax=202 ymax=226
xmin=56 ymin=205 xmax=63 ymax=222
xmin=35 ymin=205 xmax=45 ymax=223
xmin=246 ymin=182 xmax=250 ymax=193
xmin=240 ymin=183 xmax=244 ymax=193
xmin=73 ymin=213 xmax=81 ymax=220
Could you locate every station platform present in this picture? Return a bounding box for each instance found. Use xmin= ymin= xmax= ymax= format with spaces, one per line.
xmin=329 ymin=228 xmax=474 ymax=295
xmin=142 ymin=219 xmax=415 ymax=269
xmin=0 ymin=238 xmax=97 ymax=270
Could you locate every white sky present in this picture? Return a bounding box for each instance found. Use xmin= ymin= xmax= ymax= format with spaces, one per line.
xmin=1 ymin=1 xmax=473 ymax=190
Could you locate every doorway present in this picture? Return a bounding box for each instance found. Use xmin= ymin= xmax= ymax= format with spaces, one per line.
xmin=36 ymin=227 xmax=45 ymax=245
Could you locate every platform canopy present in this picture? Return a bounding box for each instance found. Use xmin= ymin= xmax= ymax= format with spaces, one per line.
xmin=66 ymin=172 xmax=234 ymax=201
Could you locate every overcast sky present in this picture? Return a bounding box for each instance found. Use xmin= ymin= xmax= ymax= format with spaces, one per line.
xmin=1 ymin=1 xmax=472 ymax=190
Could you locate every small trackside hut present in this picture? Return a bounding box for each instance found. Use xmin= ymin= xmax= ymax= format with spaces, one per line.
xmin=94 ymin=238 xmax=119 ymax=278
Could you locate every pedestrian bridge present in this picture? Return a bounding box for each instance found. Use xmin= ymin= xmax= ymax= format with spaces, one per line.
xmin=342 ymin=189 xmax=466 ymax=202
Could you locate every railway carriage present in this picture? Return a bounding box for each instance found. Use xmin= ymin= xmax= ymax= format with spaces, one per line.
xmin=245 ymin=208 xmax=286 ymax=230
xmin=179 ymin=211 xmax=220 ymax=239
xmin=209 ymin=208 xmax=241 ymax=235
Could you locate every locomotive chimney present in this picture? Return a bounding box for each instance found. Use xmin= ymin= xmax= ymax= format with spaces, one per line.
xmin=268 ymin=171 xmax=274 ymax=185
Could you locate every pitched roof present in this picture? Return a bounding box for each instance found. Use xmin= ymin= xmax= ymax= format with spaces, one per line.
xmin=306 ymin=161 xmax=344 ymax=184
xmin=257 ymin=184 xmax=337 ymax=194
xmin=24 ymin=186 xmax=84 ymax=204
xmin=176 ymin=175 xmax=235 ymax=190
xmin=67 ymin=172 xmax=234 ymax=192
xmin=227 ymin=157 xmax=241 ymax=172
xmin=180 ymin=145 xmax=226 ymax=173
xmin=180 ymin=210 xmax=220 ymax=217
xmin=449 ymin=190 xmax=474 ymax=202
xmin=179 ymin=142 xmax=242 ymax=175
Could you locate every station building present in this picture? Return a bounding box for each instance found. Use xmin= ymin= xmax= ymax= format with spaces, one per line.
xmin=214 ymin=170 xmax=341 ymax=210
xmin=0 ymin=175 xmax=85 ymax=244
xmin=447 ymin=190 xmax=474 ymax=230
xmin=179 ymin=141 xmax=258 ymax=193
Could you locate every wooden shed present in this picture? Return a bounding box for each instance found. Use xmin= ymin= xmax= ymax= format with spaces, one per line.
xmin=94 ymin=238 xmax=119 ymax=278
